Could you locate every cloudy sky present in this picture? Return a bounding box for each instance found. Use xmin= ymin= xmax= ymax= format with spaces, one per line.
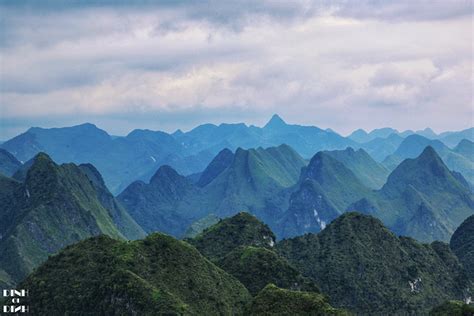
xmin=0 ymin=0 xmax=472 ymax=139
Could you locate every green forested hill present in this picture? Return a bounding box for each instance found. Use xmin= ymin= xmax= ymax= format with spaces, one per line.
xmin=188 ymin=212 xmax=276 ymax=262
xmin=0 ymin=148 xmax=22 ymax=176
xmin=0 ymin=153 xmax=145 ymax=290
xmin=19 ymin=234 xmax=251 ymax=315
xmin=188 ymin=212 xmax=319 ymax=296
xmin=249 ymin=284 xmax=350 ymax=316
xmin=277 ymin=212 xmax=471 ymax=315
xmin=450 ymin=215 xmax=474 ymax=280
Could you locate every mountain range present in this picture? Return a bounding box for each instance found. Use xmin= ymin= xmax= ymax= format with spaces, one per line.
xmin=117 ymin=142 xmax=472 ymax=242
xmin=349 ymin=126 xmax=474 ymax=147
xmin=117 ymin=144 xmax=306 ymax=237
xmin=382 ymin=135 xmax=474 ymax=187
xmin=12 ymin=211 xmax=471 ymax=315
xmin=349 ymin=146 xmax=473 ymax=242
xmin=0 ymin=117 xmax=473 ymax=314
xmin=2 ymin=115 xmax=471 ymax=194
xmin=0 ymin=148 xmax=22 ymax=177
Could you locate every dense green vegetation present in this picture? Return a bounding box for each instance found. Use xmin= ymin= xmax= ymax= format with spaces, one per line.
xmin=249 ymin=284 xmax=350 ymax=316
xmin=349 ymin=146 xmax=474 ymax=242
xmin=188 ymin=212 xmax=320 ymax=298
xmin=19 ymin=234 xmax=251 ymax=315
xmin=183 ymin=213 xmax=220 ymax=238
xmin=218 ymin=246 xmax=319 ymax=295
xmin=450 ymin=215 xmax=474 ymax=280
xmin=0 ymin=153 xmax=145 ymax=290
xmin=277 ymin=212 xmax=472 ymax=315
xmin=430 ymin=301 xmax=474 ymax=316
xmin=429 ymin=300 xmax=474 ymax=316
xmin=188 ymin=212 xmax=276 ymax=262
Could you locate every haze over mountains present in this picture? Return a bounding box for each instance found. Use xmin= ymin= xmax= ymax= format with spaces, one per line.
xmin=9 ymin=139 xmax=454 ymax=304
xmin=0 ymin=116 xmax=472 ymax=314
xmin=2 ymin=115 xmax=472 ymax=194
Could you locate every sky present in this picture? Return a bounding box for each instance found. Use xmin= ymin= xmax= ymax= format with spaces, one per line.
xmin=0 ymin=0 xmax=473 ymax=139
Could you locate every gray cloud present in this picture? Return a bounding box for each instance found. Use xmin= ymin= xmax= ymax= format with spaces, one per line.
xmin=0 ymin=1 xmax=472 ymax=139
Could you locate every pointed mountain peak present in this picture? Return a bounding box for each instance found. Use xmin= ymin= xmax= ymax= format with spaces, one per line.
xmin=307 ymin=151 xmax=333 ymax=166
xmin=383 ymin=145 xmax=463 ymax=195
xmin=264 ymin=114 xmax=287 ymax=129
xmin=457 ymin=138 xmax=473 ymax=146
xmin=197 ymin=148 xmax=234 ymax=187
xmin=330 ymin=212 xmax=388 ymax=233
xmin=25 ymin=152 xmax=58 ymax=182
xmin=418 ymin=146 xmax=441 ymax=161
xmin=150 ymin=165 xmax=182 ymax=184
xmin=454 ymin=138 xmax=473 ymax=154
xmin=172 ymin=129 xmax=184 ymax=137
xmin=32 ymin=152 xmax=55 ymax=165
xmin=303 ymin=151 xmax=345 ymax=180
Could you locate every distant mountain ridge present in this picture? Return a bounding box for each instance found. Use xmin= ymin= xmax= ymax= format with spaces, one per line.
xmin=349 ymin=126 xmax=473 ymax=146
xmin=383 ymin=134 xmax=474 ymax=186
xmin=349 ymin=146 xmax=473 ymax=242
xmin=0 ymin=148 xmax=22 ymax=176
xmin=3 ymin=115 xmax=470 ymax=194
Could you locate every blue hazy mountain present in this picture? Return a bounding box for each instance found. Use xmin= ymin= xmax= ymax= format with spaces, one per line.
xmin=0 ymin=148 xmax=22 ymax=177
xmin=2 ymin=116 xmax=472 ymax=194
xmin=118 ymin=144 xmax=307 ymax=237
xmin=1 ymin=115 xmax=357 ymax=194
xmin=358 ymin=133 xmax=405 ymax=162
xmin=277 ymin=151 xmax=373 ymax=238
xmin=438 ymin=127 xmax=474 ymax=147
xmin=172 ymin=114 xmax=357 ymax=158
xmin=453 ymin=139 xmax=474 ymax=161
xmin=117 ymin=142 xmax=473 ymax=243
xmin=383 ymin=135 xmax=474 ymax=186
xmin=324 ymin=147 xmax=390 ymax=189
xmin=349 ymin=147 xmax=474 ymax=242
xmin=1 ymin=123 xmax=214 ymax=194
xmin=349 ymin=126 xmax=473 ymax=146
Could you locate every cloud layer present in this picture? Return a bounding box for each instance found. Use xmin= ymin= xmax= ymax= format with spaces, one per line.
xmin=0 ymin=1 xmax=472 ymax=138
